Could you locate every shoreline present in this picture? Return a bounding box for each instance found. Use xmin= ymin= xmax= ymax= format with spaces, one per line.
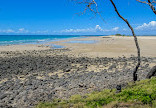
xmin=0 ymin=35 xmax=98 ymax=47
xmin=0 ymin=35 xmax=156 ymax=58
xmin=0 ymin=36 xmax=156 ymax=108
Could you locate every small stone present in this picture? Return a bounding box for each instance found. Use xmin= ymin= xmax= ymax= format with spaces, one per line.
xmin=116 ymin=85 xmax=121 ymax=93
xmin=0 ymin=94 xmax=7 ymax=100
xmin=64 ymin=68 xmax=71 ymax=72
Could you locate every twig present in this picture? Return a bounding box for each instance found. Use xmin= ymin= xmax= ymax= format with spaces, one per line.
xmin=137 ymin=0 xmax=156 ymax=15
xmin=75 ymin=0 xmax=105 ymax=22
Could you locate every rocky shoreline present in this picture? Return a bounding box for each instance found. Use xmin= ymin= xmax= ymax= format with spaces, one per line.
xmin=0 ymin=49 xmax=156 ymax=108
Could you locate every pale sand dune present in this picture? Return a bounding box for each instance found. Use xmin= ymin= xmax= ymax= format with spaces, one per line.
xmin=0 ymin=36 xmax=156 ymax=57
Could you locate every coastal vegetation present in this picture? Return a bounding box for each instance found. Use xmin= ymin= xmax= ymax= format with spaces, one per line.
xmin=36 ymin=77 xmax=156 ymax=108
xmin=115 ymin=34 xmax=125 ymax=36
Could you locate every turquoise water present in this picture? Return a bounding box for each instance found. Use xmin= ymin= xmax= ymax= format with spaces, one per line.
xmin=47 ymin=44 xmax=65 ymax=49
xmin=1 ymin=35 xmax=155 ymax=46
xmin=0 ymin=35 xmax=85 ymax=46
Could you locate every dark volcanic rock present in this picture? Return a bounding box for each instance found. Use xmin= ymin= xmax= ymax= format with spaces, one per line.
xmin=0 ymin=50 xmax=155 ymax=108
xmin=116 ymin=85 xmax=121 ymax=93
xmin=146 ymin=66 xmax=156 ymax=79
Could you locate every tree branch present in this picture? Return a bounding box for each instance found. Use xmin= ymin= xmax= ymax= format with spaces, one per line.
xmin=75 ymin=0 xmax=105 ymax=22
xmin=148 ymin=0 xmax=156 ymax=15
xmin=137 ymin=0 xmax=156 ymax=15
xmin=75 ymin=0 xmax=141 ymax=81
xmin=110 ymin=0 xmax=141 ymax=81
xmin=136 ymin=0 xmax=148 ymax=4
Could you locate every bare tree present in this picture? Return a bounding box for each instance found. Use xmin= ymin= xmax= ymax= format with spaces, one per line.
xmin=137 ymin=0 xmax=156 ymax=15
xmin=110 ymin=0 xmax=141 ymax=82
xmin=74 ymin=0 xmax=141 ymax=81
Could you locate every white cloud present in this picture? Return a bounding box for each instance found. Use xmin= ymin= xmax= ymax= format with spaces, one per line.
xmin=112 ymin=27 xmax=119 ymax=31
xmin=95 ymin=25 xmax=102 ymax=31
xmin=19 ymin=28 xmax=25 ymax=31
xmin=0 ymin=28 xmax=29 ymax=33
xmin=61 ymin=28 xmax=86 ymax=33
xmin=0 ymin=28 xmax=49 ymax=34
xmin=17 ymin=28 xmax=29 ymax=33
xmin=0 ymin=29 xmax=15 ymax=33
xmin=6 ymin=29 xmax=15 ymax=33
xmin=123 ymin=28 xmax=127 ymax=31
xmin=61 ymin=28 xmax=94 ymax=33
xmin=135 ymin=21 xmax=156 ymax=30
xmin=33 ymin=30 xmax=49 ymax=34
xmin=60 ymin=25 xmax=119 ymax=33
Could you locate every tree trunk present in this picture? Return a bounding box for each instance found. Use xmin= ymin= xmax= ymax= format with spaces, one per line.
xmin=110 ymin=0 xmax=141 ymax=81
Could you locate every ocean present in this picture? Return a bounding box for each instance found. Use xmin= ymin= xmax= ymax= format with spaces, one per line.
xmin=0 ymin=35 xmax=87 ymax=46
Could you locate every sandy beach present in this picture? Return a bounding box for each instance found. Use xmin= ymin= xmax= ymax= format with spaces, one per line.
xmin=50 ymin=36 xmax=156 ymax=58
xmin=0 ymin=36 xmax=155 ymax=58
xmin=0 ymin=36 xmax=156 ymax=108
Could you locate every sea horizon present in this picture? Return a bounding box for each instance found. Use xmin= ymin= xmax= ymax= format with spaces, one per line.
xmin=0 ymin=34 xmax=156 ymax=46
xmin=0 ymin=35 xmax=108 ymax=46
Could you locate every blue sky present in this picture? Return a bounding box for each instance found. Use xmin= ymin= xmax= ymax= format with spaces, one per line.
xmin=0 ymin=0 xmax=155 ymax=35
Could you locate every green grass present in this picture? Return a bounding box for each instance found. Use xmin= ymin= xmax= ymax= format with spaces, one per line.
xmin=36 ymin=77 xmax=156 ymax=108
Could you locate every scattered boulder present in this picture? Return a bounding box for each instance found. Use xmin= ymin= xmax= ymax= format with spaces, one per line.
xmin=116 ymin=85 xmax=121 ymax=93
xmin=146 ymin=66 xmax=156 ymax=79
